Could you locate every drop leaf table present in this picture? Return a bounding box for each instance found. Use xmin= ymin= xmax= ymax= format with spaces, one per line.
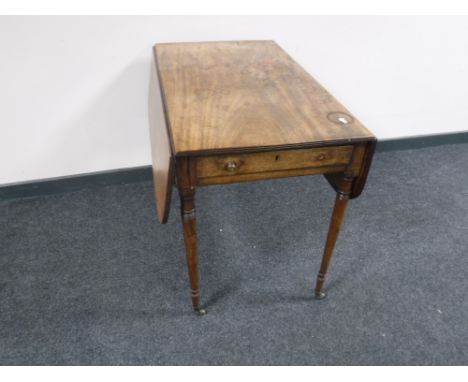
xmin=148 ymin=40 xmax=376 ymax=315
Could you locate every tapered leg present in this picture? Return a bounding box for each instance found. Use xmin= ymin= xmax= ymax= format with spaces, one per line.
xmin=180 ymin=192 xmax=206 ymax=315
xmin=176 ymin=157 xmax=206 ymax=315
xmin=315 ymin=175 xmax=354 ymax=299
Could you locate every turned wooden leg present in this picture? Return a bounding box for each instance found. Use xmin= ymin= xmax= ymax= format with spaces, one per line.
xmin=180 ymin=192 xmax=206 ymax=315
xmin=176 ymin=157 xmax=206 ymax=315
xmin=315 ymin=175 xmax=354 ymax=299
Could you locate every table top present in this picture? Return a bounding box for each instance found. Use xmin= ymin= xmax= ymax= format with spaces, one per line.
xmin=154 ymin=40 xmax=375 ymax=156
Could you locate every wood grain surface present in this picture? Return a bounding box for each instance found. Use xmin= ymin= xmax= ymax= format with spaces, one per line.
xmin=148 ymin=58 xmax=174 ymax=223
xmin=196 ymin=145 xmax=353 ymax=180
xmin=154 ymin=40 xmax=375 ymax=156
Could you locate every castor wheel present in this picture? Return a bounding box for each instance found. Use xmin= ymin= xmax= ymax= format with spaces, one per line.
xmin=194 ymin=308 xmax=207 ymax=316
xmin=315 ymin=291 xmax=326 ymax=300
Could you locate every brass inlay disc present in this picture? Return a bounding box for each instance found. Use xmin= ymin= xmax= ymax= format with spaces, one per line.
xmin=327 ymin=112 xmax=354 ymax=125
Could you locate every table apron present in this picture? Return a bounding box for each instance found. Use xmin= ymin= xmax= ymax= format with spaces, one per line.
xmin=194 ymin=145 xmax=360 ymax=186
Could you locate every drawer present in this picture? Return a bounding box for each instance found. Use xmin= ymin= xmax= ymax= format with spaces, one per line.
xmin=196 ymin=145 xmax=353 ymax=184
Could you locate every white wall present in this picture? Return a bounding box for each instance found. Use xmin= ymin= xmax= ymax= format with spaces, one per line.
xmin=1 ymin=16 xmax=467 ymax=184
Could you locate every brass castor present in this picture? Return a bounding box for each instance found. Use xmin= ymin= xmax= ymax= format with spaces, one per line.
xmin=315 ymin=291 xmax=326 ymax=300
xmin=194 ymin=308 xmax=207 ymax=316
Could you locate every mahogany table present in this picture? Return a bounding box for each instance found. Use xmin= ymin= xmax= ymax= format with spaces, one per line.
xmin=148 ymin=40 xmax=376 ymax=315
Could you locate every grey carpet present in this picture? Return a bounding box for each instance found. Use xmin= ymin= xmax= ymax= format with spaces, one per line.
xmin=1 ymin=143 xmax=467 ymax=365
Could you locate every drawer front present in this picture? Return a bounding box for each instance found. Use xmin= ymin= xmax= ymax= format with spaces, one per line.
xmin=196 ymin=145 xmax=353 ymax=183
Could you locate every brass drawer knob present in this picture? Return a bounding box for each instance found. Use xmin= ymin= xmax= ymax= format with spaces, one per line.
xmin=224 ymin=160 xmax=238 ymax=172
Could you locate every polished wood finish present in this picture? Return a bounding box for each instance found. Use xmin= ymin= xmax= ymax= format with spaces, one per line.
xmin=154 ymin=40 xmax=375 ymax=156
xmin=314 ymin=175 xmax=354 ymax=298
xmin=175 ymin=157 xmax=205 ymax=314
xmin=196 ymin=145 xmax=353 ymax=180
xmin=196 ymin=145 xmax=354 ymax=186
xmin=349 ymin=140 xmax=377 ymax=199
xmin=198 ymin=164 xmax=348 ymax=186
xmin=324 ymin=140 xmax=375 ymax=199
xmin=148 ymin=59 xmax=174 ymax=223
xmin=149 ymin=40 xmax=377 ymax=313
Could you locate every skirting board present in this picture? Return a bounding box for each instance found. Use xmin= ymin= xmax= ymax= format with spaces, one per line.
xmin=1 ymin=131 xmax=468 ymax=201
